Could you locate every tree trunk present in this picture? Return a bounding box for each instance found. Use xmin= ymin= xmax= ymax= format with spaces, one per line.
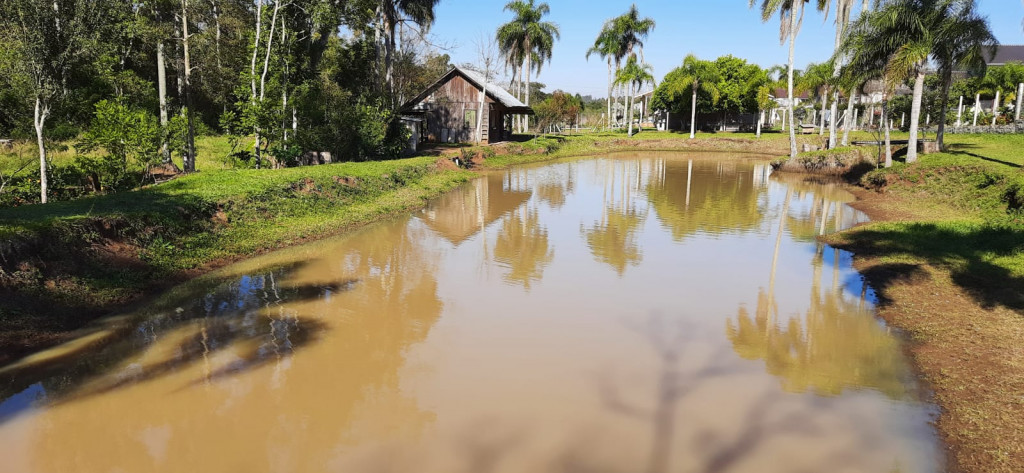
xmin=181 ymin=0 xmax=196 ymax=173
xmin=524 ymin=38 xmax=531 ymax=133
xmin=786 ymin=4 xmax=799 ymax=158
xmin=607 ymin=60 xmax=613 ymax=129
xmin=956 ymin=95 xmax=963 ymax=126
xmin=973 ymin=93 xmax=980 ymax=126
xmin=622 ymin=83 xmax=630 ymax=137
xmin=883 ymin=91 xmax=892 ymax=167
xmin=689 ymin=83 xmax=698 ymax=139
xmin=157 ymin=41 xmax=171 ymax=164
xmin=937 ymin=68 xmax=952 ymax=150
xmin=991 ymin=89 xmax=1000 ymax=127
xmin=841 ymin=91 xmax=855 ymax=146
xmin=819 ymin=93 xmax=827 ymax=134
xmin=757 ymin=109 xmax=763 ymax=138
xmin=906 ymin=67 xmax=925 ymax=163
xmin=34 ymin=97 xmax=49 ymax=204
xmin=1017 ymin=83 xmax=1023 ymax=122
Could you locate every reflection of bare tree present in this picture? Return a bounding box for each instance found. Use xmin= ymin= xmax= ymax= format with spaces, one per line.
xmin=494 ymin=207 xmax=554 ymax=289
xmin=601 ymin=315 xmax=734 ymax=473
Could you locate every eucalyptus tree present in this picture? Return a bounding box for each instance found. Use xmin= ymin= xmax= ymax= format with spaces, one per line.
xmin=2 ymin=0 xmax=108 ymax=203
xmin=586 ymin=26 xmax=619 ymax=128
xmin=839 ymin=0 xmax=997 ymax=163
xmin=751 ymin=0 xmax=812 ymax=158
xmin=496 ymin=0 xmax=559 ymax=133
xmin=614 ymin=55 xmax=655 ymax=137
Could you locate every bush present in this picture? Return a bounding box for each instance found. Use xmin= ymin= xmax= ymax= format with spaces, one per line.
xmin=76 ymin=100 xmax=161 ymax=191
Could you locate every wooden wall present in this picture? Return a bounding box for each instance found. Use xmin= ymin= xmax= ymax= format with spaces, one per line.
xmin=419 ymin=75 xmax=499 ymax=143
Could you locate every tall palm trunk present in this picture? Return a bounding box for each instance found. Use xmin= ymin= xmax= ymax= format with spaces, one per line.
xmin=991 ymin=89 xmax=1001 ymax=127
xmin=786 ymin=4 xmax=799 ymax=158
xmin=841 ymin=91 xmax=855 ymax=146
xmin=524 ymin=38 xmax=531 ymax=133
xmin=883 ymin=89 xmax=892 ymax=167
xmin=906 ymin=66 xmax=925 ymax=163
xmin=627 ymin=84 xmax=634 ymax=136
xmin=819 ymin=92 xmax=827 ymax=134
xmin=972 ymin=93 xmax=980 ymax=126
xmin=937 ymin=68 xmax=952 ymax=150
xmin=607 ymin=60 xmax=613 ymax=129
xmin=689 ymin=80 xmax=698 ymax=139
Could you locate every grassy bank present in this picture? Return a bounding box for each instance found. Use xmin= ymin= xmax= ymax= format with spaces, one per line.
xmin=814 ymin=133 xmax=1024 ymax=473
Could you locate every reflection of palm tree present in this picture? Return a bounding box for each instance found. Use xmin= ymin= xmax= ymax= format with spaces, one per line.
xmin=647 ymin=159 xmax=765 ymax=241
xmin=727 ymin=193 xmax=910 ymax=398
xmin=493 ymin=207 xmax=554 ymax=289
xmin=584 ymin=205 xmax=644 ymax=275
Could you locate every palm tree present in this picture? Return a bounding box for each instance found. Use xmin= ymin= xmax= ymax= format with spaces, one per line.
xmin=609 ymin=5 xmax=655 ymax=126
xmin=380 ymin=0 xmax=441 ymax=98
xmin=586 ymin=25 xmax=620 ymax=129
xmin=615 ymin=54 xmax=655 ymax=136
xmin=820 ymin=0 xmax=858 ymax=148
xmin=496 ymin=0 xmax=559 ymax=133
xmin=929 ymin=1 xmax=994 ymax=149
xmin=751 ymin=0 xmax=812 ymax=158
xmin=799 ymin=61 xmax=835 ymax=135
xmin=839 ymin=0 xmax=997 ymax=163
xmin=670 ymin=54 xmax=721 ymax=139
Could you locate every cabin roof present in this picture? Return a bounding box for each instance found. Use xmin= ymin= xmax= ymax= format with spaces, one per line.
xmin=402 ymin=66 xmax=534 ymax=114
xmin=987 ymin=45 xmax=1024 ymax=66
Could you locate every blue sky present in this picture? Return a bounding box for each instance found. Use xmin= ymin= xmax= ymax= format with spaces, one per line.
xmin=426 ymin=0 xmax=1024 ymax=98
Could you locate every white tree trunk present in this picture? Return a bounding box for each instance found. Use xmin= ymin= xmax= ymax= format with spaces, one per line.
xmin=991 ymin=89 xmax=1000 ymax=127
xmin=906 ymin=68 xmax=925 ymax=163
xmin=883 ymin=92 xmax=892 ymax=167
xmin=181 ymin=0 xmax=196 ymax=172
xmin=157 ymin=41 xmax=170 ymax=163
xmin=786 ymin=4 xmax=799 ymax=158
xmin=627 ymin=84 xmax=634 ymax=136
xmin=757 ymin=109 xmax=763 ymax=138
xmin=524 ymin=39 xmax=531 ymax=134
xmin=842 ymin=92 xmax=855 ymax=146
xmin=607 ymin=60 xmax=613 ymax=129
xmin=689 ymin=85 xmax=698 ymax=139
xmin=34 ymin=97 xmax=48 ymax=204
xmin=956 ymin=95 xmax=963 ymax=126
xmin=1017 ymin=83 xmax=1023 ymax=122
xmin=973 ymin=93 xmax=980 ymax=126
xmin=819 ymin=93 xmax=826 ymax=134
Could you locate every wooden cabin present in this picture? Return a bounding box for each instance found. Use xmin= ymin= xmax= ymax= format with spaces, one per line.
xmin=401 ymin=66 xmax=533 ymax=148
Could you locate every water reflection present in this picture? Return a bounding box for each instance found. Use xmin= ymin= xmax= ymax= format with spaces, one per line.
xmin=584 ymin=160 xmax=647 ymax=275
xmin=728 ymin=181 xmax=910 ymax=398
xmin=646 ymin=157 xmax=768 ymax=240
xmin=494 ymin=207 xmax=554 ymax=289
xmin=0 ymin=153 xmax=939 ymax=473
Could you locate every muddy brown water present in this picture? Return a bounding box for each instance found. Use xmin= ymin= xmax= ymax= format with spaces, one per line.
xmin=0 ymin=152 xmax=941 ymax=473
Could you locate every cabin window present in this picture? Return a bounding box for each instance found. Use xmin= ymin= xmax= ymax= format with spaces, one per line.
xmin=464 ymin=110 xmax=476 ymax=128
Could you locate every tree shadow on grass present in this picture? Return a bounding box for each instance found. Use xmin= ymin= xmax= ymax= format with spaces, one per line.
xmin=942 ymin=144 xmax=1022 ymax=169
xmin=833 ymin=223 xmax=1024 ymax=313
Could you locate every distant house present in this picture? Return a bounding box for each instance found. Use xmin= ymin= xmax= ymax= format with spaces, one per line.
xmin=401 ymin=66 xmax=533 ymax=149
xmin=985 ymin=45 xmax=1024 ymax=67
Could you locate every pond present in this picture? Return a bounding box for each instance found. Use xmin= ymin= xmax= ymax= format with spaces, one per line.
xmin=0 ymin=152 xmax=940 ymax=473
